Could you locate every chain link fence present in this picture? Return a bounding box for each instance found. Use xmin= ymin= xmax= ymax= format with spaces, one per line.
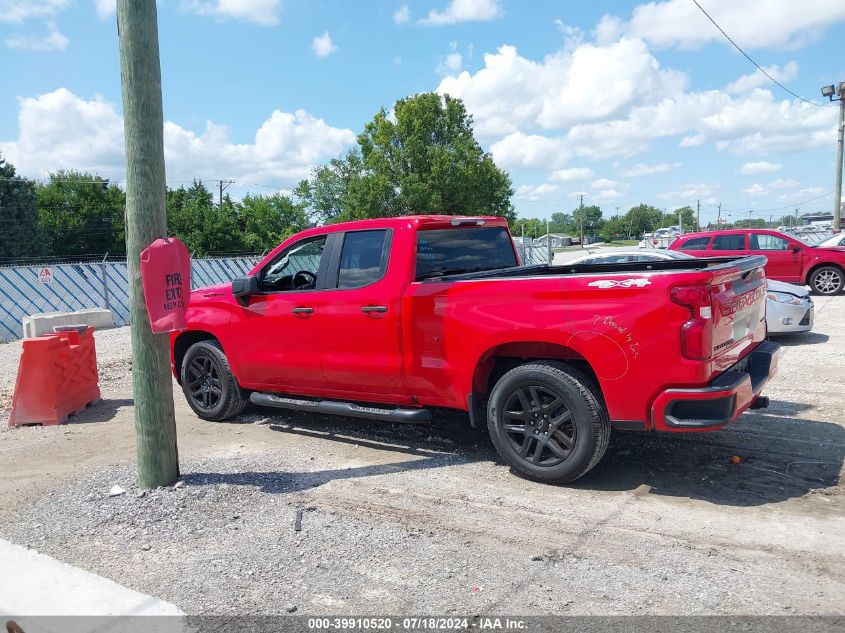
xmin=0 ymin=256 xmax=261 ymax=343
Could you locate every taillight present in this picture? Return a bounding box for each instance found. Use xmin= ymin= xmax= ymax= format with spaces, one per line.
xmin=671 ymin=285 xmax=713 ymax=360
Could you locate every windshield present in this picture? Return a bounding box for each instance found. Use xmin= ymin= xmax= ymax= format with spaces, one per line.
xmin=416 ymin=227 xmax=517 ymax=280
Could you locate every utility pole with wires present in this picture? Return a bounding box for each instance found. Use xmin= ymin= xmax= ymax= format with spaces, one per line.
xmin=578 ymin=194 xmax=584 ymax=246
xmin=717 ymin=203 xmax=722 ymax=230
xmin=218 ymin=179 xmax=235 ymax=212
xmin=696 ymin=199 xmax=700 ymax=231
xmin=117 ymin=0 xmax=179 ymax=488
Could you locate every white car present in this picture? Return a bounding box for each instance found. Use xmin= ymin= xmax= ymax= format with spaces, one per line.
xmin=567 ymin=249 xmax=814 ymax=335
xmin=816 ymin=233 xmax=845 ymax=248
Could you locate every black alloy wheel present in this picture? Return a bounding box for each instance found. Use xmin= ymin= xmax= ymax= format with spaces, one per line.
xmin=186 ymin=354 xmax=222 ymax=412
xmin=501 ymin=385 xmax=576 ymax=467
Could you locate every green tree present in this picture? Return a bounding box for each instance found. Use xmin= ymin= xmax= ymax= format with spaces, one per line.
xmin=572 ymin=205 xmax=605 ymax=236
xmin=666 ymin=205 xmax=696 ymax=230
xmin=0 ymin=153 xmax=40 ymax=260
xmin=512 ymin=217 xmax=546 ymax=239
xmin=237 ymin=193 xmax=309 ymax=251
xmin=36 ymin=171 xmax=126 ymax=257
xmin=296 ymin=93 xmax=514 ymax=223
xmin=623 ymin=204 xmax=663 ymax=238
xmin=165 ymin=180 xmax=245 ymax=256
xmin=599 ymin=217 xmax=627 ymax=242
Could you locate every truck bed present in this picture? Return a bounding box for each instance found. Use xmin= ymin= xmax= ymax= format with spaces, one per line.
xmin=422 ymin=255 xmax=768 ymax=282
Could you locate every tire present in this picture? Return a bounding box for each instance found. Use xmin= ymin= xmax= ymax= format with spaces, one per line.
xmin=181 ymin=340 xmax=247 ymax=421
xmin=808 ymin=266 xmax=844 ymax=295
xmin=487 ymin=361 xmax=610 ymax=484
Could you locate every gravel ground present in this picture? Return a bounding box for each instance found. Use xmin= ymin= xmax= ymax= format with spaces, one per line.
xmin=0 ymin=298 xmax=843 ymax=616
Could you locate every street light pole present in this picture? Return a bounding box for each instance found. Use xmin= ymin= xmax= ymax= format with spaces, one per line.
xmin=834 ymin=92 xmax=844 ymax=231
xmin=821 ymin=82 xmax=845 ymax=231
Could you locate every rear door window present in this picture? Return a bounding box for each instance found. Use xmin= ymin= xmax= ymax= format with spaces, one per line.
xmin=416 ymin=227 xmax=517 ymax=280
xmin=711 ymin=234 xmax=746 ymax=250
xmin=336 ymin=230 xmax=389 ymax=289
xmin=678 ymin=236 xmax=711 ymax=251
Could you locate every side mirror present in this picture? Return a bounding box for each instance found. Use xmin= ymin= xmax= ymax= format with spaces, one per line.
xmin=232 ymin=275 xmax=259 ymax=299
xmin=792 ymin=246 xmax=802 ymax=253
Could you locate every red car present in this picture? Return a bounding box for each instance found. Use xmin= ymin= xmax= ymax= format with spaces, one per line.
xmin=171 ymin=216 xmax=779 ymax=483
xmin=669 ymin=229 xmax=845 ymax=295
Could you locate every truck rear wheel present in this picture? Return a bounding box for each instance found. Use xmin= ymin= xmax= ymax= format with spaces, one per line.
xmin=181 ymin=340 xmax=247 ymax=421
xmin=487 ymin=361 xmax=610 ymax=484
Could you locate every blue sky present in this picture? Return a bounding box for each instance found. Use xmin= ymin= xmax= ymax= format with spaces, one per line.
xmin=2 ymin=0 xmax=845 ymax=226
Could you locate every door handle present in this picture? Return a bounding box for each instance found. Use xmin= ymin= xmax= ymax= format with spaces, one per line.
xmin=292 ymin=307 xmax=314 ymax=315
xmin=361 ymin=305 xmax=388 ymax=314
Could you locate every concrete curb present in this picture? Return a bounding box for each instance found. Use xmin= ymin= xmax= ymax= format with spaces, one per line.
xmin=0 ymin=539 xmax=185 ymax=632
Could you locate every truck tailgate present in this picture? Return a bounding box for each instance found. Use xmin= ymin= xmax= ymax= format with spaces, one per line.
xmin=709 ymin=261 xmax=767 ymax=370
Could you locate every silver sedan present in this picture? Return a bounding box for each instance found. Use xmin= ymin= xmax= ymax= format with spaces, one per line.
xmin=567 ymin=248 xmax=813 ymax=335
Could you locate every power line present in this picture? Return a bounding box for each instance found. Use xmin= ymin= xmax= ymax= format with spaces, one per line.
xmin=690 ymin=0 xmax=833 ymax=108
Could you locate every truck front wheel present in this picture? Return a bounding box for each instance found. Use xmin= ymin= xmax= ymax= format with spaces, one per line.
xmin=487 ymin=361 xmax=610 ymax=484
xmin=181 ymin=340 xmax=248 ymax=421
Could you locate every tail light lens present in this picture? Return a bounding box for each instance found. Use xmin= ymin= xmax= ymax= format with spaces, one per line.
xmin=671 ymin=285 xmax=713 ymax=360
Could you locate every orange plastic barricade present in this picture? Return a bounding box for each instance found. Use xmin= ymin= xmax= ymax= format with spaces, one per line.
xmin=8 ymin=326 xmax=100 ymax=427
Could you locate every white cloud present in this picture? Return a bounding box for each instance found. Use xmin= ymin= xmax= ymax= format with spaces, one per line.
xmin=592 ymin=188 xmax=623 ymax=202
xmin=739 ymin=161 xmax=782 ymax=174
xmin=489 ymin=132 xmax=568 ymax=170
xmin=420 ymin=0 xmax=502 ymax=26
xmin=658 ymin=183 xmax=717 ymax=201
xmin=603 ymin=0 xmax=845 ymax=50
xmin=0 ymin=88 xmax=356 ymax=187
xmin=515 ymin=183 xmax=560 ymax=201
xmin=550 ymin=167 xmax=593 ymax=181
xmin=95 ymin=0 xmax=115 ymax=19
xmin=5 ymin=24 xmax=68 ymax=51
xmin=437 ymin=40 xmax=686 ymax=138
xmin=724 ymin=62 xmax=799 ymax=95
xmin=770 ymin=178 xmax=798 ymax=189
xmin=311 ymin=31 xmax=337 ymax=58
xmin=745 ymin=183 xmax=767 ymax=197
xmin=442 ymin=33 xmax=838 ymax=173
xmin=0 ymin=0 xmax=69 ymax=23
xmin=591 ymin=178 xmax=617 ymax=189
xmin=619 ymin=162 xmax=675 ymax=177
xmin=436 ymin=51 xmax=463 ymax=76
xmin=393 ymin=5 xmax=410 ymax=24
xmin=183 ymin=0 xmax=281 ymax=26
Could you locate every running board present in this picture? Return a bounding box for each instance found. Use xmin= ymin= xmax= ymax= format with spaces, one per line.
xmin=249 ymin=393 xmax=432 ymax=424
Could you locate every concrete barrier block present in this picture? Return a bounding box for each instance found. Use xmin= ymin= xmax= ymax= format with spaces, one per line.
xmin=22 ymin=309 xmax=114 ymax=339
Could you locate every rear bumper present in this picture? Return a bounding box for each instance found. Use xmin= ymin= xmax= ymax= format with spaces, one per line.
xmin=651 ymin=341 xmax=780 ymax=432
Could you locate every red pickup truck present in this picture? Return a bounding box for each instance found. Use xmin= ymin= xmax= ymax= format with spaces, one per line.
xmin=669 ymin=228 xmax=845 ymax=295
xmin=171 ymin=216 xmax=779 ymax=483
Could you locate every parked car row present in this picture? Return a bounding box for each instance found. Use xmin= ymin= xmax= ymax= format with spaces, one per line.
xmin=667 ymin=228 xmax=845 ymax=295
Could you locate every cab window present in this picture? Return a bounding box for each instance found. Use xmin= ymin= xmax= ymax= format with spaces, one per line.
xmin=336 ymin=230 xmax=389 ymax=289
xmin=749 ymin=234 xmax=791 ymax=250
xmin=260 ymin=235 xmax=328 ymax=292
xmin=711 ymin=234 xmax=746 ymax=250
xmin=678 ymin=236 xmax=710 ymax=251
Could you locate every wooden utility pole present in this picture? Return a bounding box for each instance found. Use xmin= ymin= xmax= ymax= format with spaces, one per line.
xmin=117 ymin=0 xmax=179 ymax=488
xmin=696 ymin=199 xmax=700 ymax=231
xmin=578 ymin=194 xmax=584 ymax=246
xmin=218 ymin=179 xmax=235 ymax=212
